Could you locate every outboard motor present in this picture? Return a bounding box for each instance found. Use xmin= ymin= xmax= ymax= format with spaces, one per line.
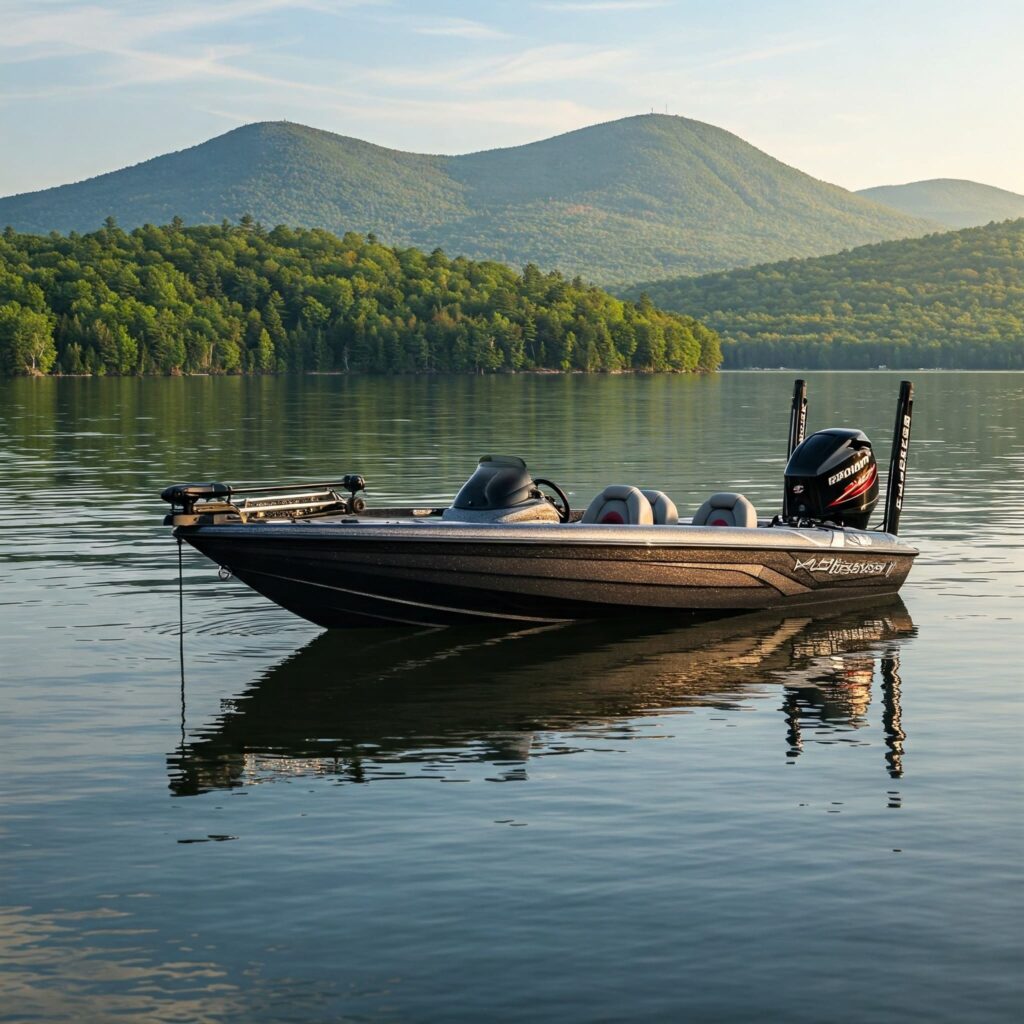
xmin=784 ymin=428 xmax=879 ymax=529
xmin=443 ymin=455 xmax=562 ymax=523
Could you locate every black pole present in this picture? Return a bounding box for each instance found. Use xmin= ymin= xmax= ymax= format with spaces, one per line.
xmin=787 ymin=378 xmax=808 ymax=459
xmin=783 ymin=379 xmax=808 ymax=519
xmin=882 ymin=380 xmax=914 ymax=535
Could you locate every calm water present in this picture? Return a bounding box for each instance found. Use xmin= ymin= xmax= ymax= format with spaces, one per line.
xmin=1 ymin=372 xmax=1021 ymax=1022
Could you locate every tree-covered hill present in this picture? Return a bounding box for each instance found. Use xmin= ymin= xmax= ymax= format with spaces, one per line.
xmin=0 ymin=220 xmax=721 ymax=378
xmin=620 ymin=220 xmax=1024 ymax=369
xmin=0 ymin=116 xmax=937 ymax=284
xmin=857 ymin=179 xmax=1024 ymax=229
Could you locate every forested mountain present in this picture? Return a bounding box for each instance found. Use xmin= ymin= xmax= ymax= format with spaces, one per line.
xmin=0 ymin=116 xmax=937 ymax=284
xmin=621 ymin=220 xmax=1024 ymax=369
xmin=0 ymin=221 xmax=721 ymax=378
xmin=857 ymin=179 xmax=1024 ymax=229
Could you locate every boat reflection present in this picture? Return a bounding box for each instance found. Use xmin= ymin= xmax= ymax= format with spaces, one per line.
xmin=778 ymin=623 xmax=907 ymax=776
xmin=169 ymin=600 xmax=914 ymax=796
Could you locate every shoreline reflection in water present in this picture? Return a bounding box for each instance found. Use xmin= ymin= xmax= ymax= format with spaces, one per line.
xmin=169 ymin=599 xmax=915 ymax=797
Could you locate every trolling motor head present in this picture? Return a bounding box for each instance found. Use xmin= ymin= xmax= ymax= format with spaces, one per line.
xmin=784 ymin=428 xmax=879 ymax=529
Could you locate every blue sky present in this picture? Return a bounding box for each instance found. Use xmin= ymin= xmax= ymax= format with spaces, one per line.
xmin=2 ymin=0 xmax=1022 ymax=197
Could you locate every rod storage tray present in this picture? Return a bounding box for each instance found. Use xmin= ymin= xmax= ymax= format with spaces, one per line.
xmin=235 ymin=490 xmax=349 ymax=519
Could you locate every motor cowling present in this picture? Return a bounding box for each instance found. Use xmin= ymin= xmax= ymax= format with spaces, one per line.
xmin=784 ymin=428 xmax=879 ymax=529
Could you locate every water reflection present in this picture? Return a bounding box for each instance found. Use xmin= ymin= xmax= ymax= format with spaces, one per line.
xmin=169 ymin=600 xmax=915 ymax=796
xmin=0 ymin=902 xmax=319 ymax=1024
xmin=782 ymin=649 xmax=906 ymax=777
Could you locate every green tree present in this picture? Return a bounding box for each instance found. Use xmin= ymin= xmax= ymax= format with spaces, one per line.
xmin=0 ymin=302 xmax=57 ymax=375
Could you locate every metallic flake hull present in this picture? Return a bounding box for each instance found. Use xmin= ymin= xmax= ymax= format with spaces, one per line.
xmin=180 ymin=520 xmax=917 ymax=628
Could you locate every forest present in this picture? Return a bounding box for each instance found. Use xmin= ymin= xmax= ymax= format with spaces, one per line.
xmin=0 ymin=219 xmax=721 ymax=378
xmin=623 ymin=219 xmax=1024 ymax=369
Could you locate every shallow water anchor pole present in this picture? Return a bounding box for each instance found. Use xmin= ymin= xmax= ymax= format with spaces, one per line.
xmin=783 ymin=379 xmax=808 ymax=519
xmin=787 ymin=378 xmax=808 ymax=460
xmin=882 ymin=380 xmax=914 ymax=536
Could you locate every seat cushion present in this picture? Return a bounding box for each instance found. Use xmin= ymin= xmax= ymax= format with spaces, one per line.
xmin=641 ymin=489 xmax=679 ymax=525
xmin=581 ymin=485 xmax=654 ymax=525
xmin=692 ymin=492 xmax=758 ymax=528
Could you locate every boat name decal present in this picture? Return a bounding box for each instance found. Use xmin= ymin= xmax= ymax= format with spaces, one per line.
xmin=794 ymin=556 xmax=896 ymax=577
xmin=828 ymin=454 xmax=871 ymax=487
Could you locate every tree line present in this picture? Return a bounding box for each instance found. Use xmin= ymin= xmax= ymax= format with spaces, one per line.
xmin=621 ymin=219 xmax=1024 ymax=369
xmin=0 ymin=218 xmax=721 ymax=378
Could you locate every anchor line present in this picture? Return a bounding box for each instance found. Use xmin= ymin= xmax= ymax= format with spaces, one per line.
xmin=178 ymin=536 xmax=186 ymax=748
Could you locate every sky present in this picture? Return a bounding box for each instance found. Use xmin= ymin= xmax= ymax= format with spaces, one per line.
xmin=2 ymin=0 xmax=1023 ymax=198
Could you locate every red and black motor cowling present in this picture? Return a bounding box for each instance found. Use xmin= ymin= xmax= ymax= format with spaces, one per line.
xmin=784 ymin=428 xmax=879 ymax=529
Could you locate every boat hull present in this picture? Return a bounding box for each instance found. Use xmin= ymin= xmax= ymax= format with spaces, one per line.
xmin=179 ymin=520 xmax=917 ymax=628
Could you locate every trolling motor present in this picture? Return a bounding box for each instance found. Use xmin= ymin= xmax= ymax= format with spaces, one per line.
xmin=161 ymin=474 xmax=368 ymax=525
xmin=781 ymin=379 xmax=913 ymax=534
xmin=342 ymin=474 xmax=367 ymax=513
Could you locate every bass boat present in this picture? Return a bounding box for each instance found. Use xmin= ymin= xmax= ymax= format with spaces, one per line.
xmin=162 ymin=380 xmax=918 ymax=628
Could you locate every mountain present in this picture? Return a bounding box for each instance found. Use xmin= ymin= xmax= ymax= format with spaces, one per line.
xmin=620 ymin=219 xmax=1024 ymax=369
xmin=857 ymin=179 xmax=1024 ymax=229
xmin=0 ymin=116 xmax=938 ymax=284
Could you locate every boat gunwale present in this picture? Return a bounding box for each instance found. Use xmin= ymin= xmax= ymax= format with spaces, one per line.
xmin=175 ymin=517 xmax=919 ymax=556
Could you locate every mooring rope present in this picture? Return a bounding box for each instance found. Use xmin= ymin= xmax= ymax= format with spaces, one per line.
xmin=178 ymin=536 xmax=186 ymax=747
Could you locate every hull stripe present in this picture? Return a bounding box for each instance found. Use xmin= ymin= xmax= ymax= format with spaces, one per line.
xmin=247 ymin=568 xmax=573 ymax=624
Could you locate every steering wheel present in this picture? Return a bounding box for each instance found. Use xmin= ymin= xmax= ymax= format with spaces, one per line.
xmin=533 ymin=478 xmax=571 ymax=523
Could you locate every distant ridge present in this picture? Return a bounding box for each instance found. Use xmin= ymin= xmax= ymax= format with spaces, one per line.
xmin=620 ymin=219 xmax=1024 ymax=369
xmin=0 ymin=115 xmax=938 ymax=283
xmin=857 ymin=178 xmax=1024 ymax=229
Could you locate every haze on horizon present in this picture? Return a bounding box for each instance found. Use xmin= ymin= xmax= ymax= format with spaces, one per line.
xmin=1 ymin=0 xmax=1022 ymax=199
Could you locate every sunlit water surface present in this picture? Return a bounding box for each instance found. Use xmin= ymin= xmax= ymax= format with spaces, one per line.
xmin=1 ymin=372 xmax=1021 ymax=1022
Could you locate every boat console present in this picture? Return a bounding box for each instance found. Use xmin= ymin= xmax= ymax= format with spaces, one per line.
xmin=441 ymin=455 xmax=564 ymax=524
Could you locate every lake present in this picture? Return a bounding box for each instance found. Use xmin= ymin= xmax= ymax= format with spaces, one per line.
xmin=1 ymin=371 xmax=1021 ymax=1022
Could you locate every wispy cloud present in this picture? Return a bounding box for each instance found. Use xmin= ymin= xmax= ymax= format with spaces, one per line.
xmin=538 ymin=1 xmax=670 ymax=11
xmin=705 ymin=38 xmax=832 ymax=69
xmin=104 ymin=44 xmax=314 ymax=90
xmin=0 ymin=0 xmax=311 ymax=54
xmin=485 ymin=44 xmax=631 ymax=87
xmin=0 ymin=0 xmax=384 ymax=99
xmin=414 ymin=18 xmax=508 ymax=40
xmin=367 ymin=43 xmax=631 ymax=91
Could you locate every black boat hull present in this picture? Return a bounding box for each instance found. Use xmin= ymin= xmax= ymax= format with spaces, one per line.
xmin=180 ymin=521 xmax=917 ymax=628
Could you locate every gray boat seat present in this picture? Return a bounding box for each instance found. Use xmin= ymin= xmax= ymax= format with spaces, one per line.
xmin=692 ymin=492 xmax=758 ymax=528
xmin=641 ymin=489 xmax=679 ymax=525
xmin=581 ymin=485 xmax=654 ymax=525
